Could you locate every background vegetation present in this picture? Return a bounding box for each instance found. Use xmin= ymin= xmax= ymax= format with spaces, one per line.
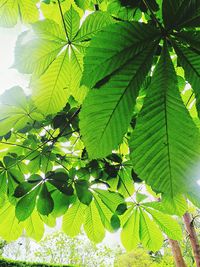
xmin=0 ymin=0 xmax=200 ymax=266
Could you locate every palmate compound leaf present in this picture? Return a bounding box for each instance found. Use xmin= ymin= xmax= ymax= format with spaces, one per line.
xmin=130 ymin=42 xmax=200 ymax=197
xmin=0 ymin=87 xmax=43 ymax=136
xmin=14 ymin=8 xmax=114 ymax=116
xmin=62 ymin=190 xmax=124 ymax=241
xmin=143 ymin=207 xmax=182 ymax=240
xmin=0 ymin=0 xmax=39 ymax=27
xmin=121 ymin=205 xmax=167 ymax=252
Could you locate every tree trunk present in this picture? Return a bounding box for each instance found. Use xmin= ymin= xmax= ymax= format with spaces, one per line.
xmin=168 ymin=239 xmax=187 ymax=267
xmin=155 ymin=197 xmax=187 ymax=266
xmin=183 ymin=212 xmax=200 ymax=267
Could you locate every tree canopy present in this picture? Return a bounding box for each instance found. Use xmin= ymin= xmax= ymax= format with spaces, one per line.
xmin=0 ymin=0 xmax=200 ymax=254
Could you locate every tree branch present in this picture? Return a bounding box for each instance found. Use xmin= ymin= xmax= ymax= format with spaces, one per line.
xmin=142 ymin=0 xmax=164 ymax=32
xmin=57 ymin=0 xmax=70 ymax=43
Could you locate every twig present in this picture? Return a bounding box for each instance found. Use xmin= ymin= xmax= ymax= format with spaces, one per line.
xmin=142 ymin=0 xmax=164 ymax=32
xmin=57 ymin=0 xmax=70 ymax=43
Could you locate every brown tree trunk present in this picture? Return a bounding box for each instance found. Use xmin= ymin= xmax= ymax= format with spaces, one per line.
xmin=155 ymin=197 xmax=187 ymax=266
xmin=168 ymin=239 xmax=187 ymax=267
xmin=183 ymin=212 xmax=200 ymax=267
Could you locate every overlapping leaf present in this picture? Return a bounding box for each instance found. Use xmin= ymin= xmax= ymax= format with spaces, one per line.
xmin=121 ymin=201 xmax=182 ymax=251
xmin=80 ymin=22 xmax=160 ymax=158
xmin=0 ymin=0 xmax=39 ymax=27
xmin=0 ymin=87 xmax=43 ymax=136
xmin=162 ymin=0 xmax=200 ymax=29
xmin=173 ymin=40 xmax=200 ymax=117
xmin=14 ymin=7 xmax=114 ymax=115
xmin=130 ymin=43 xmax=200 ymax=196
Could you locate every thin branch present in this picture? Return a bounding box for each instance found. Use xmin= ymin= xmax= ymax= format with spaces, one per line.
xmin=57 ymin=0 xmax=70 ymax=43
xmin=6 ymin=139 xmax=50 ymax=170
xmin=0 ymin=141 xmax=32 ymax=151
xmin=142 ymin=0 xmax=164 ymax=32
xmin=186 ymin=92 xmax=194 ymax=107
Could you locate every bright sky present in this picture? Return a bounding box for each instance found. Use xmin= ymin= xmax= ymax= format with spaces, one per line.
xmin=0 ymin=24 xmax=29 ymax=95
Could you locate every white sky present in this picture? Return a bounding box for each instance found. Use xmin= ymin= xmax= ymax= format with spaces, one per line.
xmin=0 ymin=24 xmax=29 ymax=94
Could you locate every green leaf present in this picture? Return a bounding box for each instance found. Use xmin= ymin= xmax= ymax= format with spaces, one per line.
xmin=186 ymin=184 xmax=200 ymax=208
xmin=121 ymin=207 xmax=140 ymax=251
xmin=94 ymin=189 xmax=124 ymax=213
xmin=14 ymin=182 xmax=36 ymax=198
xmin=0 ymin=0 xmax=39 ymax=27
xmin=37 ymin=183 xmax=54 ymax=216
xmin=162 ymin=194 xmax=188 ymax=216
xmin=48 ymin=172 xmax=74 ymax=195
xmin=84 ymin=200 xmax=105 ymax=243
xmin=32 ymin=18 xmax=66 ymax=41
xmin=111 ymin=214 xmax=120 ymax=231
xmin=80 ymin=44 xmax=157 ymax=159
xmin=0 ymin=165 xmax=24 ymax=200
xmin=140 ymin=208 xmax=163 ymax=252
xmin=51 ymin=191 xmax=73 ymax=218
xmin=130 ymin=43 xmax=200 ymax=196
xmin=118 ymin=165 xmax=134 ymax=198
xmin=14 ymin=34 xmax=64 ymax=78
xmin=143 ymin=194 xmax=188 ymax=216
xmin=162 ymin=0 xmax=200 ymax=29
xmin=0 ymin=199 xmax=23 ymax=241
xmin=40 ymin=0 xmax=72 ymax=23
xmin=62 ymin=199 xmax=86 ymax=237
xmin=175 ymin=31 xmax=200 ymax=52
xmin=24 ymin=210 xmax=45 ymax=241
xmin=16 ymin=186 xmax=40 ymax=221
xmin=0 ymin=171 xmax=7 ymax=197
xmin=75 ymin=11 xmax=114 ymax=42
xmin=107 ymin=0 xmax=141 ymax=21
xmin=144 ymin=207 xmax=182 ymax=240
xmin=116 ymin=203 xmax=127 ymax=215
xmin=0 ymin=87 xmax=43 ymax=136
xmin=64 ymin=5 xmax=80 ymax=41
xmin=173 ymin=41 xmax=200 ymax=117
xmin=75 ymin=180 xmax=93 ymax=205
xmin=93 ymin=193 xmax=114 ymax=232
xmin=74 ymin=0 xmax=91 ymax=10
xmin=31 ymin=50 xmax=71 ymax=115
xmin=81 ymin=21 xmax=160 ymax=88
